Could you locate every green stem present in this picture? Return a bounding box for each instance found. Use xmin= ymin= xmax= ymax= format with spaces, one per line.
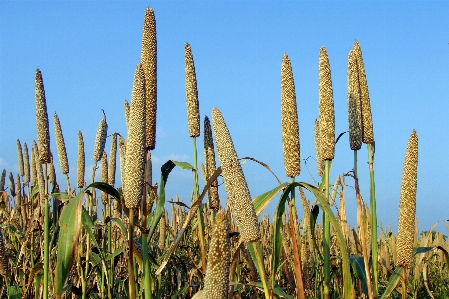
xmin=367 ymin=144 xmax=378 ymax=298
xmin=323 ymin=159 xmax=331 ymax=299
xmin=142 ymin=150 xmax=152 ymax=299
xmin=43 ymin=164 xmax=49 ymax=299
xmin=128 ymin=209 xmax=136 ymax=299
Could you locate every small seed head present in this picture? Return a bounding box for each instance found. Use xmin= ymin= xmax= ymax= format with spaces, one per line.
xmin=54 ymin=113 xmax=69 ymax=174
xmin=347 ymin=49 xmax=362 ymax=150
xmin=185 ymin=43 xmax=200 ymax=137
xmin=314 ymin=119 xmax=324 ymax=176
xmin=0 ymin=169 xmax=5 ymax=191
xmin=93 ymin=115 xmax=108 ymax=163
xmin=16 ymin=139 xmax=24 ymax=177
xmin=23 ymin=142 xmax=30 ymax=184
xmin=35 ymin=69 xmax=51 ymax=163
xmin=108 ymin=133 xmax=117 ymax=186
xmin=204 ymin=116 xmax=220 ymax=211
xmin=77 ymin=131 xmax=85 ymax=188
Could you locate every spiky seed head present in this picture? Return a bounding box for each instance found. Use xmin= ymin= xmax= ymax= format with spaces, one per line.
xmin=314 ymin=119 xmax=324 ymax=176
xmin=185 ymin=43 xmax=200 ymax=138
xmin=93 ymin=114 xmax=108 ymax=162
xmin=158 ymin=214 xmax=166 ymax=251
xmin=141 ymin=8 xmax=157 ymax=150
xmin=0 ymin=230 xmax=10 ymax=276
xmin=124 ymin=99 xmax=130 ymax=134
xmin=53 ymin=113 xmax=69 ymax=174
xmin=108 ymin=133 xmax=117 ymax=186
xmin=145 ymin=151 xmax=152 ymax=189
xmin=35 ymin=69 xmax=51 ymax=163
xmin=23 ymin=143 xmax=30 ymax=184
xmin=33 ymin=145 xmax=46 ymax=199
xmin=16 ymin=139 xmax=24 ymax=177
xmin=396 ymin=130 xmax=418 ymax=268
xmin=203 ymin=210 xmax=231 ymax=299
xmin=347 ymin=50 xmax=362 ymax=150
xmin=31 ymin=141 xmax=38 ymax=184
xmin=8 ymin=172 xmax=15 ymax=197
xmin=0 ymin=169 xmax=5 ymax=191
xmin=204 ymin=116 xmax=220 ymax=211
xmin=101 ymin=151 xmax=108 ymax=204
xmin=318 ymin=47 xmax=335 ymax=161
xmin=123 ymin=63 xmax=146 ymax=209
xmin=118 ymin=135 xmax=127 ymax=188
xmin=77 ymin=131 xmax=85 ymax=188
xmin=211 ymin=108 xmax=260 ymax=242
xmin=15 ymin=174 xmax=21 ymax=205
xmin=48 ymin=154 xmax=56 ymax=185
xmin=281 ymin=54 xmax=301 ymax=177
xmin=354 ymin=40 xmax=374 ymax=144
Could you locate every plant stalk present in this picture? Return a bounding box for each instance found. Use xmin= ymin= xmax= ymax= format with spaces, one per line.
xmin=323 ymin=159 xmax=331 ymax=299
xmin=367 ymin=143 xmax=378 ymax=298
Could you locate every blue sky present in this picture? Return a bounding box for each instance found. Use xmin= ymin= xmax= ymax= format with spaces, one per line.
xmin=1 ymin=1 xmax=448 ymax=233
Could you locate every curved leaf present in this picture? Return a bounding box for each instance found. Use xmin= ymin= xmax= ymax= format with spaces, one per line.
xmin=350 ymin=255 xmax=368 ymax=295
xmin=380 ymin=267 xmax=402 ymax=299
xmin=252 ymin=183 xmax=288 ymax=216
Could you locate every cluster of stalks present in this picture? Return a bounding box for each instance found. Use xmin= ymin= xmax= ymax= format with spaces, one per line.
xmin=1 ymin=6 xmax=448 ymax=299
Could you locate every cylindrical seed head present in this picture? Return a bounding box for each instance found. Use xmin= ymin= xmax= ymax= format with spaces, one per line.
xmin=35 ymin=69 xmax=51 ymax=163
xmin=318 ymin=47 xmax=335 ymax=161
xmin=8 ymin=172 xmax=15 ymax=197
xmin=281 ymin=54 xmax=300 ymax=177
xmin=123 ymin=63 xmax=147 ymax=209
xmin=396 ymin=130 xmax=418 ymax=268
xmin=0 ymin=230 xmax=10 ymax=276
xmin=203 ymin=210 xmax=231 ymax=299
xmin=33 ymin=144 xmax=46 ymax=199
xmin=204 ymin=116 xmax=220 ymax=211
xmin=108 ymin=133 xmax=117 ymax=186
xmin=54 ymin=113 xmax=69 ymax=174
xmin=77 ymin=131 xmax=85 ymax=188
xmin=15 ymin=174 xmax=21 ymax=205
xmin=48 ymin=154 xmax=56 ymax=185
xmin=185 ymin=43 xmax=200 ymax=138
xmin=31 ymin=141 xmax=38 ymax=184
xmin=354 ymin=41 xmax=374 ymax=144
xmin=93 ymin=114 xmax=108 ymax=163
xmin=145 ymin=151 xmax=152 ymax=190
xmin=314 ymin=119 xmax=324 ymax=176
xmin=23 ymin=142 xmax=30 ymax=184
xmin=118 ymin=135 xmax=127 ymax=189
xmin=101 ymin=151 xmax=108 ymax=204
xmin=141 ymin=8 xmax=157 ymax=150
xmin=347 ymin=49 xmax=362 ymax=150
xmin=16 ymin=139 xmax=24 ymax=177
xmin=124 ymin=99 xmax=130 ymax=135
xmin=211 ymin=108 xmax=260 ymax=242
xmin=0 ymin=169 xmax=5 ymax=191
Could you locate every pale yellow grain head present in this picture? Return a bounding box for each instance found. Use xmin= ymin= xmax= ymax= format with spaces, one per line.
xmin=15 ymin=173 xmax=21 ymax=205
xmin=31 ymin=141 xmax=38 ymax=185
xmin=54 ymin=113 xmax=69 ymax=174
xmin=35 ymin=69 xmax=51 ymax=163
xmin=396 ymin=130 xmax=418 ymax=268
xmin=204 ymin=116 xmax=220 ymax=211
xmin=211 ymin=108 xmax=260 ymax=242
xmin=141 ymin=8 xmax=157 ymax=150
xmin=123 ymin=63 xmax=147 ymax=209
xmin=354 ymin=40 xmax=374 ymax=144
xmin=314 ymin=119 xmax=324 ymax=176
xmin=101 ymin=151 xmax=108 ymax=204
xmin=281 ymin=54 xmax=300 ymax=177
xmin=347 ymin=49 xmax=362 ymax=150
xmin=16 ymin=139 xmax=24 ymax=177
xmin=318 ymin=47 xmax=335 ymax=160
xmin=118 ymin=135 xmax=127 ymax=188
xmin=203 ymin=210 xmax=231 ymax=299
xmin=77 ymin=131 xmax=85 ymax=188
xmin=93 ymin=113 xmax=108 ymax=163
xmin=108 ymin=133 xmax=117 ymax=186
xmin=48 ymin=154 xmax=56 ymax=185
xmin=185 ymin=43 xmax=200 ymax=137
xmin=23 ymin=142 xmax=30 ymax=184
xmin=33 ymin=144 xmax=46 ymax=199
xmin=8 ymin=172 xmax=15 ymax=197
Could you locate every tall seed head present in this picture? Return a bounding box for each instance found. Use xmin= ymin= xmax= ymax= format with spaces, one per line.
xmin=281 ymin=54 xmax=300 ymax=177
xmin=93 ymin=113 xmax=108 ymax=163
xmin=31 ymin=141 xmax=38 ymax=184
xmin=35 ymin=69 xmax=51 ymax=163
xmin=23 ymin=142 xmax=30 ymax=184
xmin=123 ymin=63 xmax=146 ymax=209
xmin=141 ymin=7 xmax=157 ymax=150
xmin=101 ymin=151 xmax=108 ymax=204
xmin=48 ymin=154 xmax=56 ymax=185
xmin=396 ymin=130 xmax=418 ymax=268
xmin=211 ymin=108 xmax=260 ymax=242
xmin=318 ymin=47 xmax=335 ymax=160
xmin=118 ymin=135 xmax=127 ymax=188
xmin=204 ymin=116 xmax=220 ymax=211
xmin=347 ymin=49 xmax=362 ymax=150
xmin=16 ymin=139 xmax=24 ymax=177
xmin=108 ymin=133 xmax=117 ymax=186
xmin=124 ymin=99 xmax=130 ymax=134
xmin=203 ymin=210 xmax=231 ymax=299
xmin=354 ymin=40 xmax=374 ymax=144
xmin=185 ymin=43 xmax=200 ymax=137
xmin=0 ymin=230 xmax=10 ymax=276
xmin=314 ymin=119 xmax=324 ymax=176
xmin=145 ymin=151 xmax=152 ymax=191
xmin=54 ymin=113 xmax=69 ymax=174
xmin=33 ymin=144 xmax=45 ymax=199
xmin=77 ymin=131 xmax=85 ymax=188
xmin=0 ymin=169 xmax=5 ymax=191
xmin=8 ymin=172 xmax=15 ymax=197
xmin=15 ymin=174 xmax=21 ymax=205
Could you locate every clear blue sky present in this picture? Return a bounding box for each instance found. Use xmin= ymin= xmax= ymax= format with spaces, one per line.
xmin=1 ymin=1 xmax=448 ymax=233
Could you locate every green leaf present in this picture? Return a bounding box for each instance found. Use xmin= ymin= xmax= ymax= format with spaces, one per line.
xmin=50 ymin=192 xmax=69 ymax=201
xmin=106 ymin=248 xmax=123 ymax=261
xmin=55 ymin=187 xmax=84 ymax=297
xmin=350 ymin=255 xmax=368 ymax=296
xmin=413 ymin=246 xmax=434 ymax=255
xmin=89 ymin=252 xmax=101 ymax=268
xmin=252 ymin=183 xmax=288 ymax=216
xmin=310 ymin=204 xmax=323 ymax=261
xmin=380 ymin=267 xmax=402 ymax=299
xmin=172 ymin=160 xmax=194 ymax=170
xmin=247 ymin=281 xmax=293 ymax=299
xmin=88 ymin=182 xmax=121 ymax=200
xmin=7 ymin=285 xmax=22 ymax=299
xmin=81 ymin=208 xmax=103 ymax=260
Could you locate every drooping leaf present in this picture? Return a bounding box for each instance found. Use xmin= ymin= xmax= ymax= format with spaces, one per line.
xmin=350 ymin=255 xmax=368 ymax=295
xmin=413 ymin=246 xmax=434 ymax=255
xmin=380 ymin=267 xmax=402 ymax=299
xmin=252 ymin=183 xmax=288 ymax=216
xmin=172 ymin=160 xmax=193 ymax=170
